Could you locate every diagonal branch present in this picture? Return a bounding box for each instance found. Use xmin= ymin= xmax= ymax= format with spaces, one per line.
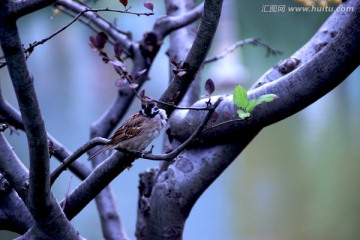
xmin=0 ymin=173 xmax=34 ymax=234
xmin=0 ymin=6 xmax=81 ymax=239
xmin=50 ymin=137 xmax=109 ymax=185
xmin=1 ymin=17 xmax=50 ymax=224
xmin=204 ymin=38 xmax=282 ymax=64
xmin=61 ymin=151 xmax=135 ymax=220
xmin=10 ymin=0 xmax=56 ymax=19
xmin=139 ymin=1 xmax=359 ymax=240
xmin=57 ymin=0 xmax=134 ymax=50
xmin=0 ymin=84 xmax=92 ymax=182
xmin=153 ymin=2 xmax=204 ymax=38
xmin=0 ymin=133 xmax=29 ymax=200
xmin=170 ymin=0 xmax=360 ymax=144
xmin=159 ymin=0 xmax=223 ymax=116
xmin=124 ymin=97 xmax=222 ymax=160
xmin=56 ymin=98 xmax=220 ymax=221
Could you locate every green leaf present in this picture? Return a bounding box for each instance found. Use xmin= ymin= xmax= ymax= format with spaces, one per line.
xmin=233 ymin=85 xmax=248 ymax=109
xmin=254 ymin=94 xmax=278 ymax=107
xmin=237 ymin=109 xmax=251 ymax=119
xmin=246 ymin=99 xmax=256 ymax=112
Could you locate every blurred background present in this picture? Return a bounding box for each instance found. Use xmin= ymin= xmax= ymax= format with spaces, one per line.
xmin=1 ymin=0 xmax=359 ymax=239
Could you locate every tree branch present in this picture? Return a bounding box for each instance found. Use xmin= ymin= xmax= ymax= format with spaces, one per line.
xmin=22 ymin=7 xmax=151 ymax=62
xmin=252 ymin=0 xmax=358 ymax=89
xmin=0 ymin=15 xmax=50 ymax=224
xmin=138 ymin=1 xmax=360 ymax=239
xmin=57 ymin=0 xmax=134 ymax=51
xmin=10 ymin=0 xmax=56 ymax=19
xmin=0 ymin=84 xmax=92 ymax=182
xmin=170 ymin=0 xmax=360 ymax=143
xmin=0 ymin=133 xmax=29 ymax=200
xmin=153 ymin=2 xmax=204 ymax=39
xmin=54 ymin=97 xmax=220 ymax=224
xmin=61 ymin=152 xmax=134 ymax=220
xmin=204 ymin=38 xmax=282 ymax=64
xmin=50 ymin=137 xmax=108 ymax=185
xmin=127 ymin=97 xmax=223 ymax=161
xmin=158 ymin=0 xmax=223 ymax=115
xmin=136 ymin=0 xmax=224 ymax=239
xmin=0 ymin=173 xmax=34 ymax=234
xmin=0 ymin=5 xmax=81 ymax=239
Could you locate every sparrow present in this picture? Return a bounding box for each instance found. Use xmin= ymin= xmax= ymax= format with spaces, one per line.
xmin=88 ymin=101 xmax=168 ymax=160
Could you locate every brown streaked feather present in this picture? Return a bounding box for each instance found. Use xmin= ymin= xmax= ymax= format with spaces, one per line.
xmin=108 ymin=112 xmax=146 ymax=145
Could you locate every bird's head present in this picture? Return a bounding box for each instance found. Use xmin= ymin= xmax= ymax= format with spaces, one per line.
xmin=140 ymin=100 xmax=160 ymax=118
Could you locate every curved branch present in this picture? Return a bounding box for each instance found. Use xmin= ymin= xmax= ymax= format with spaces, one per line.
xmin=153 ymin=2 xmax=204 ymax=39
xmin=140 ymin=1 xmax=359 ymax=239
xmin=204 ymin=38 xmax=282 ymax=64
xmin=0 ymin=16 xmax=50 ymax=224
xmin=252 ymin=0 xmax=358 ymax=89
xmin=170 ymin=0 xmax=360 ymax=143
xmin=0 ymin=174 xmax=34 ymax=234
xmin=57 ymin=0 xmax=134 ymax=50
xmin=0 ymin=133 xmax=29 ymax=200
xmin=127 ymin=97 xmax=222 ymax=161
xmin=50 ymin=137 xmax=109 ymax=185
xmin=57 ymin=97 xmax=220 ymax=221
xmin=0 ymin=85 xmax=92 ymax=182
xmin=61 ymin=152 xmax=134 ymax=220
xmin=0 ymin=8 xmax=81 ymax=240
xmin=158 ymin=0 xmax=223 ymax=115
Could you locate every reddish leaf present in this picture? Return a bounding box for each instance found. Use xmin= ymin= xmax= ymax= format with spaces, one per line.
xmin=114 ymin=41 xmax=123 ymax=59
xmin=143 ymin=1 xmax=154 ymax=11
xmin=139 ymin=89 xmax=146 ymax=98
xmin=170 ymin=60 xmax=178 ymax=68
xmin=95 ymin=32 xmax=108 ymax=49
xmin=134 ymin=69 xmax=147 ymax=80
xmin=205 ymin=78 xmax=215 ymax=95
xmin=120 ymin=0 xmax=128 ymax=7
xmin=128 ymin=75 xmax=133 ymax=82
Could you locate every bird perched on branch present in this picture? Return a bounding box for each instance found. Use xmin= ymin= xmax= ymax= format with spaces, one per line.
xmin=88 ymin=101 xmax=167 ymax=160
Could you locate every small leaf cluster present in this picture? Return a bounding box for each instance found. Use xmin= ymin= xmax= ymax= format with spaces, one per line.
xmin=89 ymin=32 xmax=146 ymax=89
xmin=119 ymin=0 xmax=154 ymax=12
xmin=170 ymin=60 xmax=189 ymax=77
xmin=233 ymin=85 xmax=278 ymax=119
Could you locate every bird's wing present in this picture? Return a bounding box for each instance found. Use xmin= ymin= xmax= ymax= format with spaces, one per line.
xmin=109 ymin=113 xmax=146 ymax=144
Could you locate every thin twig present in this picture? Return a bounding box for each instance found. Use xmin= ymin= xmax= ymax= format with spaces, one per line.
xmin=26 ymin=7 xmax=151 ymax=52
xmin=121 ymin=97 xmax=223 ymax=160
xmin=1 ymin=7 xmax=153 ymax=68
xmin=204 ymin=38 xmax=282 ymax=64
xmin=50 ymin=137 xmax=109 ymax=185
xmin=57 ymin=6 xmax=130 ymax=44
xmin=50 ymin=97 xmax=221 ymax=177
xmin=133 ymin=89 xmax=211 ymax=111
xmin=152 ymin=98 xmax=211 ymax=111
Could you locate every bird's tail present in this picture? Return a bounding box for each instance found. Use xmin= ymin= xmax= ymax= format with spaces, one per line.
xmin=88 ymin=146 xmax=107 ymax=161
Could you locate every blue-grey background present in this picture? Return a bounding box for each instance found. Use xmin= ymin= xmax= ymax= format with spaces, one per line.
xmin=1 ymin=0 xmax=359 ymax=239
